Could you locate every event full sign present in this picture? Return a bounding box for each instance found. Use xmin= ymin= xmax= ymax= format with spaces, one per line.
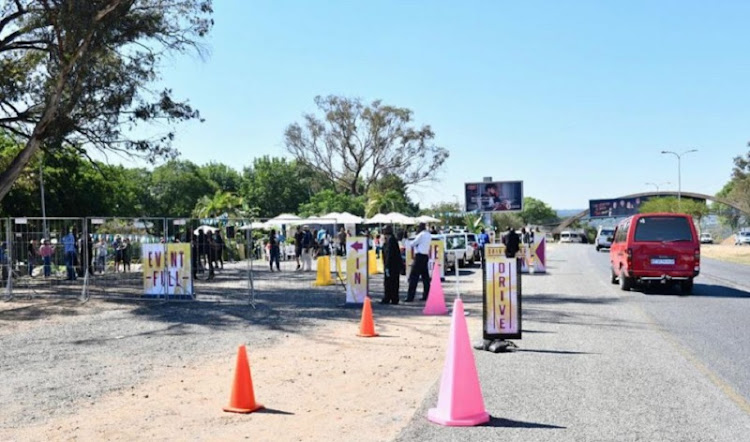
xmin=142 ymin=243 xmax=194 ymax=298
xmin=483 ymin=245 xmax=522 ymax=340
xmin=345 ymin=236 xmax=369 ymax=304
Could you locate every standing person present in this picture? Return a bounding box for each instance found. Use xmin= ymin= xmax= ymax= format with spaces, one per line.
xmin=62 ymin=228 xmax=77 ymax=281
xmin=300 ymin=225 xmax=313 ymax=271
xmin=27 ymin=240 xmax=37 ymax=276
xmin=0 ymin=242 xmax=8 ymax=281
xmin=268 ymin=229 xmax=281 ymax=272
xmin=337 ymin=227 xmax=347 ymax=256
xmin=381 ymin=226 xmax=403 ymax=305
xmin=113 ymin=235 xmax=123 ymax=272
xmin=121 ymin=238 xmax=131 ymax=273
xmin=205 ymin=234 xmax=216 ymax=280
xmin=294 ymin=228 xmax=304 ymax=270
xmin=95 ymin=238 xmax=108 ymax=274
xmin=477 ymin=228 xmax=490 ymax=262
xmin=214 ymin=231 xmax=225 ymax=269
xmin=405 ymin=222 xmax=431 ymax=302
xmin=503 ymin=226 xmax=520 ymax=259
xmin=191 ymin=233 xmax=199 ymax=279
xmin=39 ymin=239 xmax=55 ymax=278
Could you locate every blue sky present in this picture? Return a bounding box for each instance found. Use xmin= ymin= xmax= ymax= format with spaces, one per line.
xmin=146 ymin=0 xmax=750 ymax=209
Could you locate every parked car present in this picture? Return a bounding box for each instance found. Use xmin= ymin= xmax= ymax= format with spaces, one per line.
xmin=559 ymin=231 xmax=583 ymax=243
xmin=699 ymin=232 xmax=713 ymax=244
xmin=400 ymin=234 xmax=456 ymax=273
xmin=610 ymin=213 xmax=700 ymax=295
xmin=444 ymin=233 xmax=476 ymax=267
xmin=595 ymin=227 xmax=615 ymax=251
xmin=736 ymin=231 xmax=750 ymax=245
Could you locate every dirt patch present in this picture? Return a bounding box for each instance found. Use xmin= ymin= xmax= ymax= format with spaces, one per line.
xmin=701 ymin=244 xmax=750 ymax=265
xmin=1 ymin=302 xmax=481 ymax=442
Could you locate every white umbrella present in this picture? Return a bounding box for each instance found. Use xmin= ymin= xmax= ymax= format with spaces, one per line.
xmin=290 ymin=216 xmax=338 ymax=226
xmin=415 ymin=215 xmax=441 ymax=223
xmin=321 ymin=211 xmax=363 ymax=224
xmin=193 ymin=225 xmax=218 ymax=234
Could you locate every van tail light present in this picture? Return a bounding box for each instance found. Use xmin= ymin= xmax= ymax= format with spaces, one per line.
xmin=627 ymin=248 xmax=633 ymax=269
xmin=694 ymin=248 xmax=700 ymax=272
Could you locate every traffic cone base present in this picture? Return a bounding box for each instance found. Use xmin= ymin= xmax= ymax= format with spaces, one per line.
xmin=426 ymin=298 xmax=489 ymax=426
xmin=423 ymin=261 xmax=448 ymax=315
xmin=357 ymin=297 xmax=379 ymax=337
xmin=223 ymin=345 xmax=264 ymax=414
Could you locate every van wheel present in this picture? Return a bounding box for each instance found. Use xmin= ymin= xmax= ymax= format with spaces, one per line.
xmin=458 ymin=258 xmax=465 ymax=268
xmin=596 ymin=245 xmax=601 ymax=252
xmin=610 ymin=267 xmax=618 ymax=284
xmin=619 ymin=270 xmax=632 ymax=291
xmin=680 ymin=279 xmax=693 ymax=296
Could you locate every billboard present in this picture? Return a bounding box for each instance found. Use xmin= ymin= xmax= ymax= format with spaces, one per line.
xmin=589 ymin=195 xmax=706 ymax=218
xmin=465 ymin=181 xmax=523 ymax=212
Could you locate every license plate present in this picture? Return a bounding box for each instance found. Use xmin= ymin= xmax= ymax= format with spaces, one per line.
xmin=651 ymin=258 xmax=675 ymax=265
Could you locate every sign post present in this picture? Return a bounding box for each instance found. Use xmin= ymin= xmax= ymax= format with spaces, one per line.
xmin=483 ymin=245 xmax=522 ymax=341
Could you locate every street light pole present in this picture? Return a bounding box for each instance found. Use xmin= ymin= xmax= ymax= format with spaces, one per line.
xmin=660 ymin=149 xmax=697 ymax=206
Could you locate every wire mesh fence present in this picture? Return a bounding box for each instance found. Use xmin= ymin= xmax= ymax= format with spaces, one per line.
xmin=2 ymin=216 xmax=368 ymax=306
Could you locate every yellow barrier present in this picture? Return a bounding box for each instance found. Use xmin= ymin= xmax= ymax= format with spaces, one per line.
xmin=313 ymin=256 xmax=334 ymax=286
xmin=377 ymin=251 xmax=384 ymax=274
xmin=368 ymin=250 xmax=381 ymax=275
xmin=335 ymin=255 xmax=345 ymax=280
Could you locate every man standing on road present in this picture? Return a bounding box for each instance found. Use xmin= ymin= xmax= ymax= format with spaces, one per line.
xmin=405 ymin=222 xmax=431 ymax=302
xmin=62 ymin=228 xmax=77 ymax=281
xmin=381 ymin=225 xmax=403 ymax=305
xmin=503 ymin=226 xmax=520 ymax=259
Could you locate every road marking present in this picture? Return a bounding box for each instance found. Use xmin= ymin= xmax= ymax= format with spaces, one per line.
xmin=637 ymin=305 xmax=750 ymax=416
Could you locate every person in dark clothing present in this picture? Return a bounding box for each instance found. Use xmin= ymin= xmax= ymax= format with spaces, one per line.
xmin=294 ymin=228 xmax=304 ymax=270
xmin=191 ymin=234 xmax=199 ymax=280
xmin=381 ymin=225 xmax=403 ymax=305
xmin=214 ymin=231 xmax=224 ymax=269
xmin=269 ymin=229 xmax=281 ymax=272
xmin=503 ymin=226 xmax=520 ymax=259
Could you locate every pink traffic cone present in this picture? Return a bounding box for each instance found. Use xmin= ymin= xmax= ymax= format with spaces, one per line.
xmin=423 ymin=261 xmax=448 ymax=315
xmin=427 ymin=298 xmax=490 ymax=426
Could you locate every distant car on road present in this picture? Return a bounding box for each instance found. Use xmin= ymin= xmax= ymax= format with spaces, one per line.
xmin=595 ymin=227 xmax=615 ymax=251
xmin=699 ymin=232 xmax=713 ymax=244
xmin=560 ymin=231 xmax=583 ymax=243
xmin=736 ymin=231 xmax=750 ymax=246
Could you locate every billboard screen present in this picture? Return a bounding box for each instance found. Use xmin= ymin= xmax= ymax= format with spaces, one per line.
xmin=465 ymin=181 xmax=523 ymax=213
xmin=589 ymin=195 xmax=706 ymax=218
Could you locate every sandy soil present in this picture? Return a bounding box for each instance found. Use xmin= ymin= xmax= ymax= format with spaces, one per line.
xmin=700 ymin=244 xmax=750 ymax=265
xmin=3 ymin=302 xmax=480 ymax=442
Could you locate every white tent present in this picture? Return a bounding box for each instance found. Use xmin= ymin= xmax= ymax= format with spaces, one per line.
xmin=415 ymin=215 xmax=441 ymax=224
xmin=364 ymin=213 xmax=389 ymax=224
xmin=263 ymin=213 xmax=302 ymax=227
xmin=238 ymin=221 xmax=267 ymax=230
xmin=321 ymin=211 xmax=363 ymax=224
xmin=384 ymin=212 xmax=416 ymax=225
xmin=289 ymin=216 xmax=338 ymax=226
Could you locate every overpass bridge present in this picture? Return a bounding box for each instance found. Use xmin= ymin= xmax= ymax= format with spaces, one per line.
xmin=553 ymin=191 xmax=749 ymax=234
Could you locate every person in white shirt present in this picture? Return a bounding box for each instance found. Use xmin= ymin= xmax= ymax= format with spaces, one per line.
xmin=406 ymin=222 xmax=432 ymax=302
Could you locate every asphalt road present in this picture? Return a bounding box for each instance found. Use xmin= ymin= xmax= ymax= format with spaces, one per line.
xmin=396 ymin=244 xmax=750 ymax=442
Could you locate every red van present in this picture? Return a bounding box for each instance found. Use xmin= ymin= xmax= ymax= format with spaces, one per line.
xmin=610 ymin=213 xmax=700 ymax=295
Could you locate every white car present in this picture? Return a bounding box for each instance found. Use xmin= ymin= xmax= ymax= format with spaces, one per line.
xmin=595 ymin=228 xmax=614 ymax=251
xmin=736 ymin=231 xmax=750 ymax=246
xmin=699 ymin=233 xmax=713 ymax=244
xmin=444 ymin=233 xmax=476 ymax=267
xmin=559 ymin=231 xmax=583 ymax=243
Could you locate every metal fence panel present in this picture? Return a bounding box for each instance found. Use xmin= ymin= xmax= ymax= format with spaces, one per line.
xmin=85 ymin=217 xmax=174 ymax=300
xmin=8 ymin=217 xmax=85 ymax=299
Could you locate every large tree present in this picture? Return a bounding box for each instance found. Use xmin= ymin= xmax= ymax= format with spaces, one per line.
xmin=0 ymin=0 xmax=213 ymax=202
xmin=519 ymin=197 xmax=558 ymax=225
xmin=240 ymin=156 xmax=314 ymax=218
xmin=283 ymin=95 xmax=449 ymax=196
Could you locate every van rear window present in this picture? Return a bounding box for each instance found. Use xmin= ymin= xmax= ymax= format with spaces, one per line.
xmin=634 ymin=216 xmax=693 ymax=242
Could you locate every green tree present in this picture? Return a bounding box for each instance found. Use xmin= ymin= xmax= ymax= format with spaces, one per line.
xmin=0 ymin=1 xmax=213 ymax=203
xmin=241 ymin=156 xmax=313 ymax=218
xmin=284 ymin=95 xmax=449 ymax=196
xmin=192 ymin=190 xmax=243 ymax=218
xmin=150 ymin=160 xmax=214 ymax=217
xmin=638 ymin=196 xmax=709 ymax=222
xmin=422 ymin=201 xmax=464 ymax=226
xmin=199 ymin=162 xmax=243 ymax=193
xmin=491 ymin=212 xmax=524 ymax=231
xmin=519 ymin=197 xmax=558 ymax=225
xmin=715 ymin=182 xmax=741 ymax=231
xmin=298 ymin=190 xmax=366 ymax=217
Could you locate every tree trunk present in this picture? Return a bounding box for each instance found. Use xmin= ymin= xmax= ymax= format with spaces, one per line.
xmin=0 ymin=136 xmax=42 ymax=202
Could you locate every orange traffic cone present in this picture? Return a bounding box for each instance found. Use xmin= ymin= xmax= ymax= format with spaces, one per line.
xmin=223 ymin=345 xmax=264 ymax=414
xmin=357 ymin=296 xmax=379 ymax=337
